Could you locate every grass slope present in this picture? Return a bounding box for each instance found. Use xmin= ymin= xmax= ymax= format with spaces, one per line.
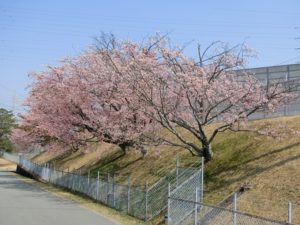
xmin=33 ymin=116 xmax=300 ymax=224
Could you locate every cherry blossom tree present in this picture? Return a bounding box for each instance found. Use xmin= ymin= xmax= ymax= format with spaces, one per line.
xmin=58 ymin=50 xmax=152 ymax=153
xmin=11 ymin=68 xmax=85 ymax=152
xmin=12 ymin=41 xmax=152 ymax=154
xmin=12 ymin=34 xmax=297 ymax=162
xmin=96 ymin=36 xmax=295 ymax=162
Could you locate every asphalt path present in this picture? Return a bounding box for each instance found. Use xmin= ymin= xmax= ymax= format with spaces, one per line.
xmin=0 ymin=168 xmax=120 ymax=225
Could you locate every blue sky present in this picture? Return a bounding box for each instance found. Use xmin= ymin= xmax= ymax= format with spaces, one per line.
xmin=0 ymin=0 xmax=300 ymax=114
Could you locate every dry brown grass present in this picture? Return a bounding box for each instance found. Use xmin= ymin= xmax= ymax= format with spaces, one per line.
xmin=204 ymin=116 xmax=300 ymax=223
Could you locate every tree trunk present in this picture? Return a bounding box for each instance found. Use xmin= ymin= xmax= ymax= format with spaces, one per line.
xmin=202 ymin=142 xmax=213 ymax=163
xmin=118 ymin=141 xmax=133 ymax=155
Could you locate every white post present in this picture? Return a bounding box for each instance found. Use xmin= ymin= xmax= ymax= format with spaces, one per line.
xmin=96 ymin=171 xmax=100 ymax=201
xmin=167 ymin=183 xmax=171 ymax=225
xmin=127 ymin=176 xmax=131 ymax=214
xmin=106 ymin=173 xmax=109 ymax=204
xmin=288 ymin=201 xmax=292 ymax=224
xmin=49 ymin=164 xmax=52 ymax=183
xmin=145 ymin=181 xmax=148 ymax=221
xmin=18 ymin=153 xmax=22 ymax=164
xmin=67 ymin=168 xmax=70 ymax=188
xmin=195 ymin=187 xmax=199 ymax=225
xmin=112 ymin=173 xmax=116 ymax=207
xmin=233 ymin=193 xmax=237 ymax=225
xmin=201 ymin=157 xmax=204 ymax=204
xmin=176 ymin=157 xmax=180 ymax=187
xmin=48 ymin=165 xmax=51 ymax=182
xmin=72 ymin=173 xmax=75 ymax=190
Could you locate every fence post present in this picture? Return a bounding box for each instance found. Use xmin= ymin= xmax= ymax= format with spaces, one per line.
xmin=97 ymin=170 xmax=100 ymax=201
xmin=18 ymin=154 xmax=21 ymax=166
xmin=88 ymin=170 xmax=90 ymax=185
xmin=18 ymin=153 xmax=22 ymax=164
xmin=71 ymin=172 xmax=74 ymax=190
xmin=112 ymin=173 xmax=115 ymax=207
xmin=167 ymin=183 xmax=171 ymax=225
xmin=49 ymin=164 xmax=51 ymax=182
xmin=60 ymin=169 xmax=62 ymax=186
xmin=145 ymin=181 xmax=148 ymax=221
xmin=195 ymin=187 xmax=199 ymax=225
xmin=66 ymin=165 xmax=71 ymax=189
xmin=78 ymin=171 xmax=82 ymax=191
xmin=127 ymin=175 xmax=131 ymax=214
xmin=106 ymin=173 xmax=110 ymax=204
xmin=67 ymin=168 xmax=70 ymax=188
xmin=233 ymin=193 xmax=237 ymax=225
xmin=176 ymin=156 xmax=180 ymax=187
xmin=49 ymin=165 xmax=52 ymax=183
xmin=288 ymin=202 xmax=292 ymax=224
xmin=201 ymin=157 xmax=204 ymax=204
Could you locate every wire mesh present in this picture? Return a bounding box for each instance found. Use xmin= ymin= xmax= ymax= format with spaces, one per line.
xmin=168 ymin=167 xmax=203 ymax=225
xmin=146 ymin=166 xmax=200 ymax=219
xmin=168 ymin=198 xmax=288 ymax=225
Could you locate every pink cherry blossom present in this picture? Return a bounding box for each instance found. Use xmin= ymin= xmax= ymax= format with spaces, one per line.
xmin=11 ymin=34 xmax=296 ymax=162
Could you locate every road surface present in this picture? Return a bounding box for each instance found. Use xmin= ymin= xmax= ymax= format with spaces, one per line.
xmin=0 ymin=160 xmax=119 ymax=225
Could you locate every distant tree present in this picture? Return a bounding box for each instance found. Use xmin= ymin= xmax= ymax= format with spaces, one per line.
xmin=0 ymin=108 xmax=16 ymax=151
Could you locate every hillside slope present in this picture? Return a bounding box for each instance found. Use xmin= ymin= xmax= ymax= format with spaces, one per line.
xmin=33 ymin=115 xmax=300 ymax=223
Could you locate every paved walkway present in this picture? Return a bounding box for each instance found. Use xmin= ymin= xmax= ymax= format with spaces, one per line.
xmin=0 ymin=161 xmax=119 ymax=225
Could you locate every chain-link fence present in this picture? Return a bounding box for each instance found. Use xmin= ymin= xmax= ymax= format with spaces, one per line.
xmin=167 ymin=160 xmax=204 ymax=225
xmin=18 ymin=157 xmax=150 ymax=219
xmin=147 ymin=163 xmax=203 ymax=220
xmin=168 ymin=197 xmax=294 ymax=225
xmin=1 ymin=152 xmax=203 ymax=221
